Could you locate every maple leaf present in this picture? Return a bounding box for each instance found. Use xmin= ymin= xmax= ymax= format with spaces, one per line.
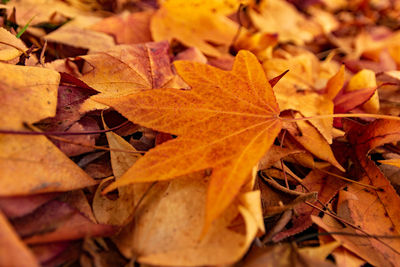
xmin=77 ymin=41 xmax=187 ymax=112
xmin=95 ymin=50 xmax=282 ymax=229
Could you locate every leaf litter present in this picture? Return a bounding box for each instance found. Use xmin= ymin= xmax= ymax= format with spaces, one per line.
xmin=2 ymin=0 xmax=400 ymax=266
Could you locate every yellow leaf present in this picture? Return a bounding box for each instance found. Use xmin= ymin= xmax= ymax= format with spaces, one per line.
xmin=0 ymin=28 xmax=27 ymax=61
xmin=0 ymin=63 xmax=96 ymax=195
xmin=150 ymin=0 xmax=243 ymax=57
xmin=0 ymin=210 xmax=39 ymax=267
xmin=346 ymin=69 xmax=379 ymax=113
xmin=114 ymin=172 xmax=263 ymax=266
xmin=379 ymin=159 xmax=400 ymax=168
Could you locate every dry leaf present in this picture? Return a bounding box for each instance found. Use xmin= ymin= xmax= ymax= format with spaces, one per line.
xmin=45 ymin=16 xmax=116 ymax=52
xmin=243 ymin=243 xmax=336 ymax=267
xmin=113 ymin=172 xmax=263 ymax=266
xmin=249 ymin=0 xmax=322 ymax=45
xmin=12 ymin=200 xmax=117 ymax=244
xmin=0 ymin=63 xmax=96 ymax=195
xmin=0 ymin=28 xmax=27 ymax=62
xmin=346 ymin=69 xmax=379 ymax=113
xmin=95 ymin=50 xmax=282 ymax=230
xmin=312 ymin=215 xmax=393 ymax=266
xmin=90 ymin=10 xmax=153 ymax=44
xmin=92 ymin=128 xmax=148 ymax=226
xmin=273 ymin=169 xmax=347 ymax=241
xmin=283 ymin=115 xmax=343 ymax=171
xmin=79 ymin=41 xmax=186 ymax=112
xmin=0 ymin=210 xmax=39 ymax=267
xmin=150 ymin=0 xmax=241 ymax=57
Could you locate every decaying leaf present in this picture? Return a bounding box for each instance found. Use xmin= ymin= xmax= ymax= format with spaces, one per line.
xmin=96 ymin=50 xmax=282 ymax=230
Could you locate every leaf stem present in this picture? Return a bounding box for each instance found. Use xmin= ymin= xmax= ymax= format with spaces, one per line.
xmin=317 ymin=168 xmax=382 ymax=191
xmin=49 ymin=135 xmax=144 ymax=154
xmin=305 ymin=201 xmax=400 ymax=255
xmin=0 ymin=121 xmax=130 ymax=136
xmin=282 ymin=113 xmax=400 ymax=123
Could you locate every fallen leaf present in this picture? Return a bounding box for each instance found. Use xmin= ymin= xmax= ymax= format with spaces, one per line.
xmin=0 ymin=27 xmax=27 ymax=62
xmin=333 ymin=87 xmax=377 ymax=114
xmin=90 ymin=10 xmax=153 ymax=44
xmin=298 ymin=241 xmax=341 ymax=261
xmin=242 ymin=243 xmax=336 ymax=267
xmin=92 ymin=127 xmax=147 ymax=226
xmin=346 ymin=69 xmax=379 ymax=113
xmin=330 ymin=247 xmax=366 ymax=267
xmin=30 ymin=241 xmax=80 ymax=267
xmin=150 ymin=0 xmax=241 ymax=57
xmin=273 ymin=169 xmax=347 ymax=241
xmin=336 ymin=186 xmax=400 ymax=265
xmin=12 ymin=200 xmax=117 ymax=244
xmin=95 ymin=50 xmax=282 ymax=230
xmin=283 ymin=114 xmax=344 ymax=171
xmin=113 ymin=172 xmax=263 ymax=266
xmin=7 ymin=0 xmax=87 ymax=26
xmin=0 ymin=193 xmax=59 ymax=218
xmin=312 ymin=212 xmax=398 ymax=267
xmin=379 ymin=159 xmax=400 ymax=168
xmin=249 ymin=0 xmax=322 ymax=45
xmin=263 ymin=48 xmax=337 ymax=143
xmin=0 ymin=63 xmax=96 ymax=195
xmin=0 ymin=210 xmax=39 ymax=267
xmin=45 ymin=16 xmax=116 ymax=52
xmin=344 ymin=119 xmax=400 ymax=233
xmin=78 ymin=41 xmax=187 ymax=112
xmin=324 ymin=65 xmax=345 ymax=100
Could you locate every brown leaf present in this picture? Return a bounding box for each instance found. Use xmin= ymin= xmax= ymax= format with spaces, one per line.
xmin=312 ymin=214 xmax=397 ymax=266
xmin=0 ymin=193 xmax=59 ymax=219
xmin=12 ymin=200 xmax=117 ymax=244
xmin=90 ymin=10 xmax=153 ymax=44
xmin=273 ymin=169 xmax=346 ymax=241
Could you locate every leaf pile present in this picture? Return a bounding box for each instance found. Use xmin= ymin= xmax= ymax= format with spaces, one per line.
xmin=1 ymin=0 xmax=400 ymax=266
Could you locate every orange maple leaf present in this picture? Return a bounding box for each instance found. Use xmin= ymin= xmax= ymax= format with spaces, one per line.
xmin=95 ymin=50 xmax=282 ymax=230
